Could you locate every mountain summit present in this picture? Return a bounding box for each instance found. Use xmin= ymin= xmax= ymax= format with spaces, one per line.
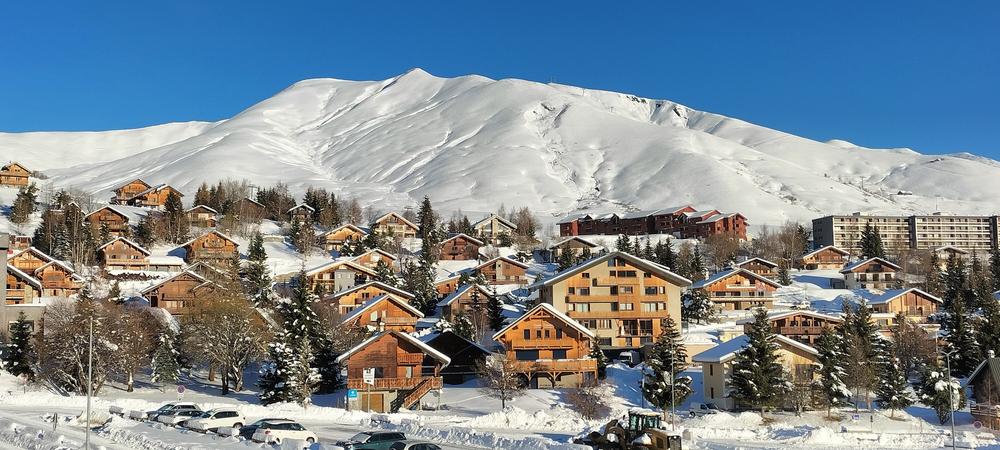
xmin=5 ymin=69 xmax=999 ymax=225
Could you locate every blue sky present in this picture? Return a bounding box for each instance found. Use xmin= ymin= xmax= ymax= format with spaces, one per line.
xmin=2 ymin=1 xmax=998 ymax=157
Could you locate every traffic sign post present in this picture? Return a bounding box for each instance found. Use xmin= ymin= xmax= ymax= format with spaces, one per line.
xmin=363 ymin=368 xmax=376 ymax=412
xmin=176 ymin=384 xmax=185 ymax=400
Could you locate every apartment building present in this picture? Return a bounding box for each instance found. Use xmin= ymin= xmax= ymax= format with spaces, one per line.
xmin=814 ymin=213 xmax=1000 ymax=254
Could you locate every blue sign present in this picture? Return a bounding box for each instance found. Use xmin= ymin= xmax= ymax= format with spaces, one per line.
xmin=347 ymin=389 xmax=359 ymax=399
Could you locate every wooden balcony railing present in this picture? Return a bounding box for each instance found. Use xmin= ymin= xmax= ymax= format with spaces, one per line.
xmin=776 ymin=326 xmax=827 ymax=336
xmin=396 ymin=353 xmax=424 ymax=365
xmin=971 ymin=403 xmax=1000 ymax=418
xmin=347 ymin=376 xmax=442 ymax=391
xmin=512 ymin=359 xmax=597 ymax=373
xmin=508 ymin=339 xmax=574 ymax=349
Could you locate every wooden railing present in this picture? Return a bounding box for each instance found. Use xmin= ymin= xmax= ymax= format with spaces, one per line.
xmin=566 ymin=310 xmax=664 ymax=319
xmin=347 ymin=376 xmax=442 ymax=390
xmin=396 ymin=353 xmax=424 ymax=365
xmin=776 ymin=326 xmax=827 ymax=336
xmin=509 ymin=339 xmax=574 ymax=349
xmin=513 ymin=359 xmax=597 ymax=373
xmin=399 ymin=377 xmax=436 ymax=410
xmin=971 ymin=403 xmax=1000 ymax=418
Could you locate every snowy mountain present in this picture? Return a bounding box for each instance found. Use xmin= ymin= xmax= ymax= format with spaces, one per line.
xmin=5 ymin=68 xmax=1000 ymax=228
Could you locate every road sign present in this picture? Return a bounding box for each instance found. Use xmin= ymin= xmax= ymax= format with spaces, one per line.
xmin=363 ymin=368 xmax=376 ymax=385
xmin=347 ymin=389 xmax=359 ymax=399
xmin=177 ymin=385 xmax=186 ymax=394
xmin=975 ymin=421 xmax=983 ymax=429
xmin=851 ymin=414 xmax=860 ymax=421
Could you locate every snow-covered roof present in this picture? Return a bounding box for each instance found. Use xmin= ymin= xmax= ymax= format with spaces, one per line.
xmin=353 ymin=248 xmax=398 ymax=261
xmin=287 ymin=203 xmax=315 ymax=213
xmin=434 ymin=274 xmax=461 ymax=284
xmin=556 ymin=213 xmax=588 ymax=224
xmin=735 ymin=309 xmax=843 ymax=325
xmin=335 ymin=330 xmax=451 ymax=367
xmin=148 ymin=255 xmax=185 ymax=266
xmin=341 ymin=293 xmax=424 ymax=324
xmin=474 ymin=256 xmax=530 ymax=271
xmin=650 ymin=205 xmax=693 ymax=216
xmin=547 ymin=236 xmax=598 ymax=250
xmin=6 ymin=266 xmax=42 ymax=290
xmin=858 ymin=288 xmax=942 ymax=305
xmin=370 ymin=212 xmax=418 ymax=230
xmin=304 ymin=259 xmax=377 ymax=277
xmin=186 ymin=205 xmax=219 ymax=214
xmin=801 ymin=245 xmax=849 ymax=259
xmin=420 ymin=330 xmax=494 ymax=355
xmin=492 ymin=302 xmax=595 ymax=341
xmin=691 ymin=268 xmax=781 ymax=290
xmin=130 ymin=183 xmax=181 ymax=200
xmin=83 ymin=205 xmax=150 ymax=223
xmin=180 ymin=230 xmax=239 ymax=248
xmin=140 ymin=270 xmax=209 ymax=295
xmin=436 ymin=284 xmax=493 ymax=307
xmin=10 ymin=247 xmax=56 ymax=264
xmin=621 ymin=210 xmax=654 ymax=220
xmin=441 ymin=233 xmax=484 ymax=246
xmin=839 ymin=257 xmax=902 ymax=273
xmin=322 ymin=223 xmax=368 ymax=236
xmin=736 ymin=257 xmax=778 ymax=269
xmin=35 ymin=260 xmax=84 ymax=281
xmin=471 ymin=213 xmax=517 ymax=230
xmin=692 ymin=334 xmax=818 ymax=364
xmin=241 ymin=197 xmax=264 ymax=207
xmin=684 ymin=209 xmax=719 ymax=219
xmin=329 ymin=281 xmax=414 ymax=300
xmin=112 ymin=178 xmax=150 ymax=191
xmin=966 ymin=358 xmax=1000 ymax=390
xmin=532 ymin=251 xmax=691 ymax=289
xmin=934 ymin=245 xmax=969 ymax=255
xmin=696 ymin=212 xmax=742 ymax=224
xmin=97 ymin=236 xmax=151 ymax=255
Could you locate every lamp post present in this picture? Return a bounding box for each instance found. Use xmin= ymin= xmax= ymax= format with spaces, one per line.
xmin=85 ymin=315 xmax=93 ymax=449
xmin=938 ymin=348 xmax=957 ymax=450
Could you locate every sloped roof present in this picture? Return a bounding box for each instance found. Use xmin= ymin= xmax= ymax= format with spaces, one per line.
xmin=697 ymin=212 xmax=743 ymax=224
xmin=353 ymin=248 xmax=398 ymax=261
xmin=736 ymin=257 xmax=778 ymax=269
xmin=934 ymin=245 xmax=969 ymax=255
xmin=840 ymin=257 xmax=902 ymax=273
xmin=34 ymin=260 xmax=84 ymax=281
xmin=858 ymin=288 xmax=942 ymax=305
xmin=370 ymin=212 xmax=418 ymax=230
xmin=10 ymin=247 xmax=56 ymax=265
xmin=735 ymin=309 xmax=843 ymax=325
xmin=801 ymin=245 xmax=850 ymax=259
xmin=240 ymin=197 xmax=264 ymax=207
xmin=966 ymin=358 xmax=1000 ymax=391
xmin=421 ymin=330 xmax=493 ymax=357
xmin=180 ymin=230 xmax=239 ymax=248
xmin=83 ymin=205 xmax=150 ymax=223
xmin=97 ymin=237 xmax=151 ymax=255
xmin=305 ymin=259 xmax=377 ymax=277
xmin=556 ymin=213 xmax=589 ymax=224
xmin=472 ymin=213 xmax=517 ymax=230
xmin=532 ymin=251 xmax=691 ymax=289
xmin=650 ymin=205 xmax=694 ymax=216
xmin=547 ymin=236 xmax=598 ymax=250
xmin=335 ymin=330 xmax=451 ymax=366
xmin=323 ymin=223 xmax=368 ymax=236
xmin=140 ymin=270 xmax=210 ymax=295
xmin=130 ymin=184 xmax=182 ymax=200
xmin=692 ymin=334 xmax=818 ymax=364
xmin=287 ymin=203 xmax=315 ymax=213
xmin=1 ymin=162 xmax=31 ymax=173
xmin=112 ymin=178 xmax=150 ymax=191
xmin=442 ymin=233 xmax=484 ymax=247
xmin=6 ymin=266 xmax=42 ymax=290
xmin=436 ymin=284 xmax=493 ymax=307
xmin=186 ymin=205 xmax=219 ymax=214
xmin=492 ymin=302 xmax=595 ymax=341
xmin=341 ymin=293 xmax=424 ymax=324
xmin=474 ymin=256 xmax=530 ymax=271
xmin=329 ymin=281 xmax=414 ymax=300
xmin=691 ymin=268 xmax=781 ymax=290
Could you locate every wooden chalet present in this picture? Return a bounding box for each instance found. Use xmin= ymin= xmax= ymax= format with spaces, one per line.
xmin=0 ymin=162 xmax=31 ymax=186
xmin=181 ymin=230 xmax=239 ymax=267
xmin=98 ymin=237 xmax=151 ymax=271
xmin=351 ymin=248 xmax=397 ymax=270
xmin=321 ymin=224 xmax=368 ymax=252
xmin=112 ymin=179 xmax=152 ymax=204
xmin=533 ymin=251 xmax=691 ymax=349
xmin=10 ymin=235 xmax=32 ymax=251
xmin=340 ymin=294 xmax=424 ymax=333
xmin=736 ymin=310 xmax=842 ymax=345
xmin=336 ymin=331 xmax=450 ymax=413
xmin=9 ymin=247 xmax=55 ymax=273
xmin=305 ymin=259 xmax=376 ymax=294
xmin=187 ymin=261 xmax=230 ymax=282
xmin=34 ymin=260 xmax=83 ymax=297
xmin=968 ymin=358 xmax=1000 ymax=430
xmin=434 ymin=275 xmax=461 ymax=299
xmin=422 ymin=331 xmax=491 ymax=384
xmin=6 ymin=266 xmax=42 ymax=305
xmin=440 ymin=233 xmax=483 ymax=261
xmin=860 ymin=288 xmax=941 ymax=322
xmin=840 ymin=257 xmax=901 ymax=290
xmin=693 ymin=334 xmax=818 ymax=410
xmin=691 ymin=268 xmax=781 ymax=311
xmin=493 ymin=302 xmax=597 ymax=388
xmin=797 ymin=245 xmax=849 ymax=270
xmin=288 ymin=203 xmax=314 ymax=223
xmin=236 ymin=197 xmax=266 ymax=222
xmin=735 ymin=257 xmax=779 ymax=278
xmin=141 ymin=271 xmax=215 ymax=315
xmin=474 ymin=256 xmax=529 ymax=285
xmin=125 ymin=184 xmax=183 ymax=208
xmin=472 ymin=213 xmax=517 ymax=246
xmin=370 ymin=212 xmax=419 ymax=239
xmin=186 ymin=205 xmax=219 ymax=228
xmin=436 ymin=284 xmax=494 ymax=322
xmin=934 ymin=245 xmax=970 ymax=270
xmin=325 ymin=281 xmax=415 ymax=316
xmin=548 ymin=237 xmax=598 ymax=262
xmin=84 ymin=205 xmax=149 ymax=237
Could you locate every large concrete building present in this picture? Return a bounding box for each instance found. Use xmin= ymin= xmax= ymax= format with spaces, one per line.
xmin=813 ymin=213 xmax=1000 ymax=254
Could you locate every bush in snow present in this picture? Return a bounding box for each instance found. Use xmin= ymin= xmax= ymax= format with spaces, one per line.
xmin=565 ymin=380 xmax=610 ymax=420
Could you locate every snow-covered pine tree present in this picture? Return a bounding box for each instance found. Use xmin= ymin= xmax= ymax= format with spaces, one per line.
xmin=874 ymin=339 xmax=913 ymax=417
xmin=1 ymin=312 xmax=36 ymax=380
xmin=842 ymin=300 xmax=882 ymax=410
xmin=681 ymin=289 xmax=715 ymax=324
xmin=257 ymin=338 xmax=294 ymax=405
xmin=918 ymin=365 xmax=967 ymax=424
xmin=777 ymin=266 xmax=792 ymax=286
xmin=813 ymin=327 xmax=850 ymax=419
xmin=642 ymin=316 xmax=691 ymax=416
xmin=990 ymin=246 xmax=1000 ymax=293
xmin=857 ymin=223 xmax=886 ymax=260
xmin=407 ymin=258 xmax=440 ymax=315
xmin=728 ymin=308 xmax=790 ymax=415
xmin=9 ymin=183 xmax=38 ymax=226
xmin=589 ymin=340 xmax=608 ymax=379
xmin=969 ymin=252 xmax=994 ymax=310
xmin=556 ymin=249 xmax=576 ymax=271
xmin=373 ymin=259 xmax=400 ymax=287
xmin=615 ymin=234 xmax=632 ymax=253
xmin=632 ymin=236 xmax=641 ymax=257
xmin=244 ymin=231 xmax=273 ymax=307
xmin=942 ymin=252 xmax=967 ymax=310
xmin=487 ymin=292 xmax=505 ymax=331
xmin=150 ymin=329 xmax=181 ymax=385
xmin=978 ymin=297 xmax=1000 ymax=358
xmin=285 ymin=333 xmax=320 ymax=407
xmin=643 ymin=239 xmax=654 ymax=260
xmin=941 ymin=295 xmax=981 ymax=377
xmin=451 ymin=311 xmax=476 ymax=342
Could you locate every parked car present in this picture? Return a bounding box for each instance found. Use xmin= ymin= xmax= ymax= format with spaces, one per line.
xmin=238 ymin=418 xmax=286 ymax=440
xmin=337 ymin=431 xmax=407 ymax=450
xmin=156 ymin=409 xmax=204 ymax=427
xmin=142 ymin=402 xmax=200 ymax=421
xmin=389 ymin=441 xmax=442 ymax=450
xmin=250 ymin=419 xmax=316 ymax=445
xmin=687 ymin=402 xmax=721 ymax=417
xmin=184 ymin=408 xmax=246 ymax=433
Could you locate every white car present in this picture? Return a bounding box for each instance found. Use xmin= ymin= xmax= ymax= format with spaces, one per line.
xmin=687 ymin=402 xmax=721 ymax=417
xmin=250 ymin=419 xmax=317 ymax=445
xmin=184 ymin=408 xmax=246 ymax=433
xmin=156 ymin=409 xmax=204 ymax=426
xmin=390 ymin=441 xmax=443 ymax=450
xmin=141 ymin=402 xmax=201 ymax=421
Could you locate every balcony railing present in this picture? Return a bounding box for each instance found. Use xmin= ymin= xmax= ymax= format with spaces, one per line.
xmin=512 ymin=359 xmax=597 ymax=373
xmin=776 ymin=326 xmax=827 ymax=336
xmin=566 ymin=310 xmax=666 ymax=319
xmin=347 ymin=376 xmax=442 ymax=390
xmin=507 ymin=339 xmax=574 ymax=349
xmin=396 ymin=353 xmax=424 ymax=365
xmin=971 ymin=403 xmax=1000 ymax=418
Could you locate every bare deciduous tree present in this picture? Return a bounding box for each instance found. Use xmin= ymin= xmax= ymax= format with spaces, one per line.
xmin=107 ymin=305 xmax=158 ymax=392
xmin=183 ymin=288 xmax=269 ymax=394
xmin=476 ymin=353 xmax=526 ymax=409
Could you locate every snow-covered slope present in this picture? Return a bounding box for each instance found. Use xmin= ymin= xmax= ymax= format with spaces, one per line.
xmin=4 ymin=68 xmax=999 ymax=227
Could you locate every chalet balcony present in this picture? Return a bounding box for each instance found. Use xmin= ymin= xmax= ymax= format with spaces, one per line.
xmin=776 ymin=325 xmax=826 ymax=336
xmin=347 ymin=376 xmax=443 ymax=391
xmin=510 ymin=339 xmax=574 ymax=350
xmin=971 ymin=403 xmax=1000 ymax=418
xmin=40 ymin=280 xmax=80 ymax=289
xmin=396 ymin=353 xmax=425 ymax=365
xmin=381 ymin=317 xmax=418 ymax=327
xmin=566 ymin=310 xmax=666 ymax=319
xmin=513 ymin=359 xmax=597 ymax=373
xmin=724 ymin=284 xmax=765 ymax=290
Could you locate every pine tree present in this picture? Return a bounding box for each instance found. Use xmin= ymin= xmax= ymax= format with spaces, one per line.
xmin=373 ymin=259 xmax=400 ymax=287
xmin=135 ymin=215 xmax=156 ymax=248
xmin=918 ymin=365 xmax=966 ymax=424
xmin=451 ymin=312 xmax=476 ymax=342
xmin=487 ymin=293 xmax=505 ymax=331
xmin=813 ymin=327 xmax=850 ymax=418
xmin=858 ymin=223 xmax=886 ymax=260
xmin=969 ymin=252 xmax=994 ymax=310
xmin=150 ymin=329 xmax=181 ymax=384
xmin=642 ymin=239 xmax=654 ymax=260
xmin=978 ymin=299 xmax=1000 ymax=359
xmin=681 ymin=290 xmax=715 ymax=324
xmin=615 ymin=234 xmax=632 ymax=253
xmin=923 ymin=251 xmax=943 ymax=297
xmin=194 ymin=182 xmax=211 ymax=207
xmin=244 ymin=232 xmax=273 ymax=306
xmin=942 ymin=252 xmax=967 ymax=310
xmin=688 ymin=246 xmax=706 ymax=282
xmin=108 ymin=281 xmax=122 ymax=301
xmin=285 ymin=334 xmax=320 ymax=407
xmin=1 ymin=312 xmax=36 ymax=380
xmin=874 ymin=339 xmax=913 ymax=417
xmin=163 ymin=191 xmax=189 ymax=244
xmin=777 ymin=266 xmax=792 ymax=286
xmin=841 ymin=300 xmax=882 ymax=410
xmin=642 ymin=317 xmax=691 ymax=415
xmin=556 ymin=249 xmax=576 ymax=271
xmin=9 ymin=183 xmax=38 ymax=226
xmin=589 ymin=340 xmax=608 ymax=379
xmin=656 ymin=238 xmax=677 ymax=269
xmin=990 ymin=246 xmax=1000 ymax=293
xmin=729 ymin=308 xmax=790 ymax=415
xmin=407 ymin=257 xmax=440 ymax=315
xmin=941 ymin=296 xmax=981 ymax=377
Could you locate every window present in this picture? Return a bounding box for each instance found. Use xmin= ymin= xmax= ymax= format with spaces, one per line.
xmin=574 ymin=303 xmax=591 ymax=313
xmin=544 ymin=329 xmax=551 ymax=338
xmin=645 ymin=287 xmax=657 ymax=295
xmin=536 ymin=329 xmax=542 ymax=338
xmin=552 ymin=349 xmax=567 ymax=359
xmin=641 ymin=302 xmax=666 ymax=312
xmin=579 ymin=288 xmax=590 ymax=296
xmin=709 ymin=364 xmax=714 ymax=376
xmin=619 ymin=303 xmax=634 ymax=311
xmin=621 ymin=286 xmax=633 ymax=295
xmin=556 ymin=329 xmax=563 ymax=338
xmin=582 ymin=272 xmax=590 ymax=279
xmin=610 ymin=286 xmax=619 ymax=295
xmin=568 ymin=287 xmax=575 ymax=295
xmin=523 ymin=330 xmax=531 ymax=340
xmin=515 ymin=350 xmax=539 ymax=361
xmin=597 ymin=319 xmax=612 ymax=329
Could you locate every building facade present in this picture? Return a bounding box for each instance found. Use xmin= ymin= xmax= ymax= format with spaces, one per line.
xmin=557 ymin=206 xmax=748 ymax=240
xmin=813 ymin=213 xmax=1000 ymax=254
xmin=492 ymin=303 xmax=597 ymax=388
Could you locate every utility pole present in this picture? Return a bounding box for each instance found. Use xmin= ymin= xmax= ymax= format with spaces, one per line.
xmin=669 ymin=364 xmax=676 ymax=431
xmin=939 ymin=348 xmax=957 ymax=450
xmin=85 ymin=315 xmax=93 ymax=449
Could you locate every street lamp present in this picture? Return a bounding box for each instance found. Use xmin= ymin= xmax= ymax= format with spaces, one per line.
xmin=937 ymin=348 xmax=957 ymax=450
